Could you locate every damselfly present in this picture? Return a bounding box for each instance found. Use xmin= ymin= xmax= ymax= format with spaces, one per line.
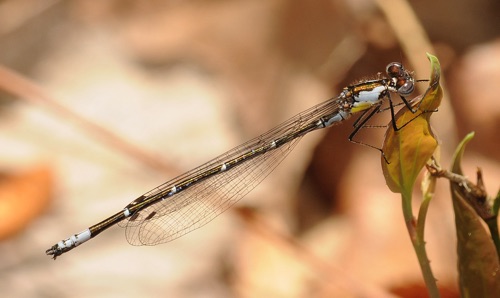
xmin=46 ymin=62 xmax=417 ymax=259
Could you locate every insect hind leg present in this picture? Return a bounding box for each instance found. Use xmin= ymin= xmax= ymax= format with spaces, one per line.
xmin=348 ymin=105 xmax=390 ymax=164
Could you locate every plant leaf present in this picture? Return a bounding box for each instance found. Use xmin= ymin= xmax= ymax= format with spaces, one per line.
xmin=382 ymin=53 xmax=442 ymax=195
xmin=450 ymin=133 xmax=500 ymax=297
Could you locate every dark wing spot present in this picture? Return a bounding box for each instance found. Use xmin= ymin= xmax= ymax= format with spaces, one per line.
xmin=144 ymin=211 xmax=157 ymax=221
xmin=130 ymin=212 xmax=140 ymax=221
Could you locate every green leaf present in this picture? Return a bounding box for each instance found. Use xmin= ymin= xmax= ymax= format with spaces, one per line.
xmin=450 ymin=133 xmax=500 ymax=297
xmin=382 ymin=53 xmax=442 ymax=196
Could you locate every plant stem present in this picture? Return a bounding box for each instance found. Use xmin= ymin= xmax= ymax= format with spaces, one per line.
xmin=402 ymin=192 xmax=441 ymax=298
xmin=486 ymin=217 xmax=500 ymax=261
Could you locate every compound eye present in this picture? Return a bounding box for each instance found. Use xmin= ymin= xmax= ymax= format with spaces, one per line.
xmin=386 ymin=62 xmax=403 ymax=77
xmin=397 ymin=80 xmax=414 ymax=95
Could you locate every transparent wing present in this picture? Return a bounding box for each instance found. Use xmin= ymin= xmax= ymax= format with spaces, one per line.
xmin=120 ymin=96 xmax=343 ymax=246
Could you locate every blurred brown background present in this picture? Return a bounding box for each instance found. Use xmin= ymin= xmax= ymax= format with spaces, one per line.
xmin=0 ymin=0 xmax=499 ymax=297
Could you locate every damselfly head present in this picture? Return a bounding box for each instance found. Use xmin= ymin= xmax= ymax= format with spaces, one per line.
xmin=386 ymin=62 xmax=415 ymax=96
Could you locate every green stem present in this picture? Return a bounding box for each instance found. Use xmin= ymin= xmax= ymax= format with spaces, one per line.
xmin=402 ymin=192 xmax=441 ymax=298
xmin=416 ymin=189 xmax=433 ymax=240
xmin=489 ymin=190 xmax=500 ymax=260
xmin=486 ymin=217 xmax=500 ymax=261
